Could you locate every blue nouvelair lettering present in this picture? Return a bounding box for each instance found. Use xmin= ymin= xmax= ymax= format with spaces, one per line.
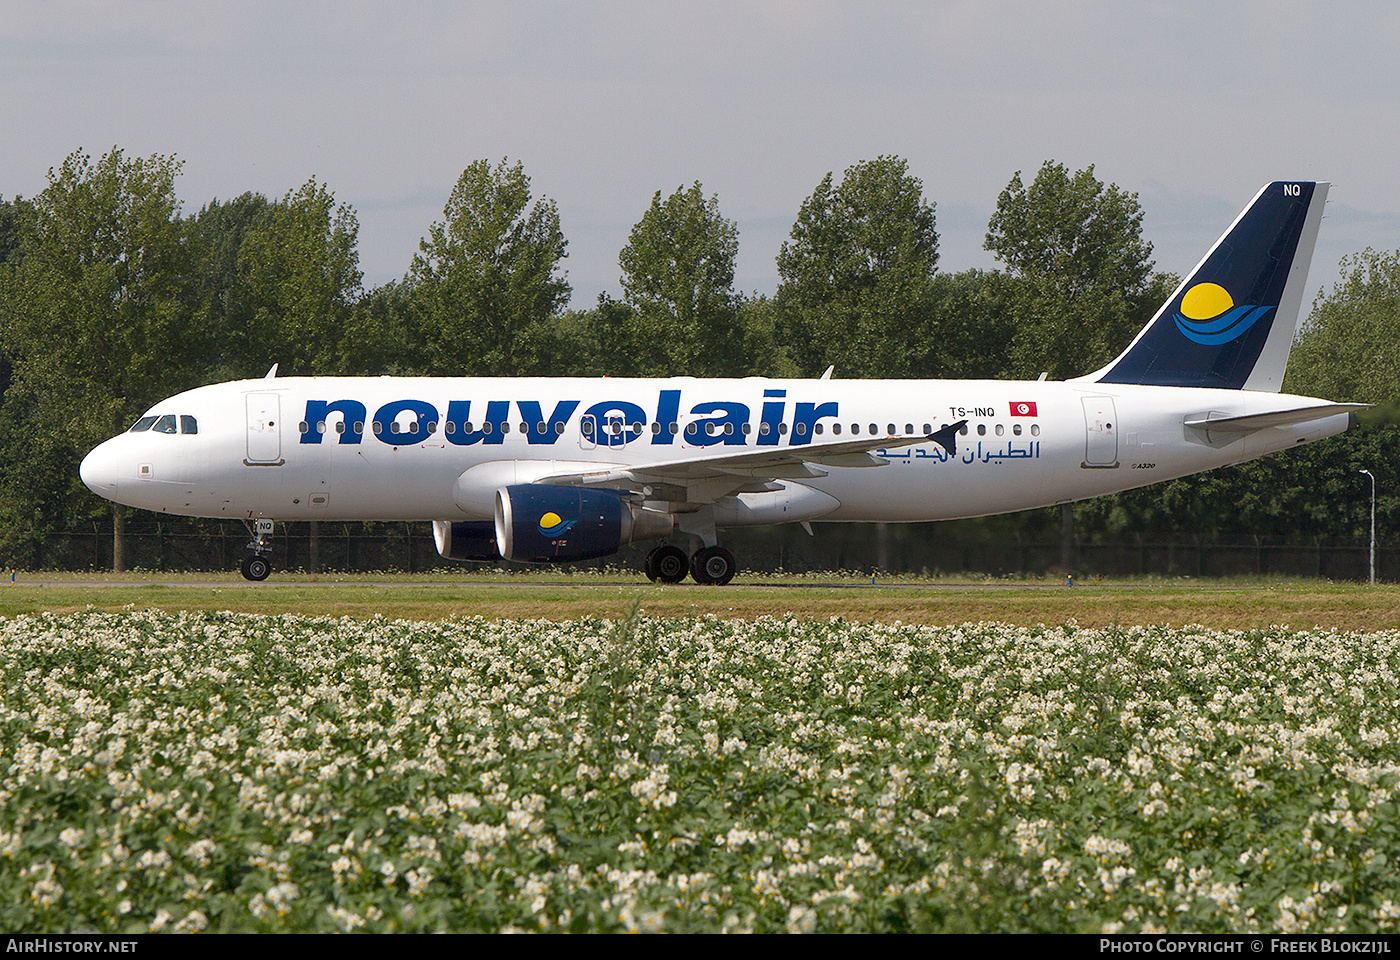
xmin=444 ymin=400 xmax=508 ymax=446
xmin=689 ymin=402 xmax=749 ymax=446
xmin=758 ymin=389 xmax=785 ymax=446
xmin=373 ymin=399 xmax=437 ymax=441
xmin=792 ymin=401 xmax=838 ymax=446
xmin=300 ymin=399 xmax=368 ymax=444
xmin=652 ymin=390 xmax=681 ymax=446
xmin=516 ymin=399 xmax=580 ymax=444
xmin=583 ymin=400 xmax=647 ymax=447
xmin=301 ymin=391 xmax=842 ymax=448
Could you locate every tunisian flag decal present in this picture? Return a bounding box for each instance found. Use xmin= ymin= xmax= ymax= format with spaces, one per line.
xmin=1009 ymin=401 xmax=1038 ymax=417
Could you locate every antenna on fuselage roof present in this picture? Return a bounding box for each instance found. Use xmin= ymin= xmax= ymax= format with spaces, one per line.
xmin=820 ymin=365 xmax=834 ymax=380
xmin=264 ymin=364 xmax=278 ymax=379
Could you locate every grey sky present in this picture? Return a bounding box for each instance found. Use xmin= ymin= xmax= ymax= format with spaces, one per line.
xmin=4 ymin=1 xmax=1397 ymax=318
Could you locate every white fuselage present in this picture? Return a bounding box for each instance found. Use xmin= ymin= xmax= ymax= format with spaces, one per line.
xmin=79 ymin=375 xmax=1351 ymax=527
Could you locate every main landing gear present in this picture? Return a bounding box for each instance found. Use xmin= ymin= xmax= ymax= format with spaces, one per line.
xmin=644 ymin=543 xmax=737 ymax=585
xmin=241 ymin=519 xmax=274 ymax=582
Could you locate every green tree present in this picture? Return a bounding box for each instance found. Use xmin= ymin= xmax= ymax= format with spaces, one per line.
xmin=617 ymin=182 xmax=743 ymax=376
xmin=236 ymin=179 xmax=362 ymax=375
xmin=1285 ymin=248 xmax=1400 ymax=404
xmin=407 ymin=158 xmax=569 ymax=376
xmin=0 ymin=196 xmax=30 ymax=267
xmin=0 ymin=148 xmax=198 ymax=568
xmin=186 ymin=184 xmax=366 ymax=378
xmin=924 ymin=269 xmax=1018 ymax=379
xmin=985 ymin=161 xmax=1162 ymax=379
xmin=775 ymin=156 xmax=939 ymax=378
xmin=185 ymin=191 xmax=271 ymax=379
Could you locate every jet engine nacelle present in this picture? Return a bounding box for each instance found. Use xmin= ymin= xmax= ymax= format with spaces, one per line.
xmin=431 ymin=520 xmax=501 ymax=561
xmin=494 ymin=484 xmax=673 ymax=563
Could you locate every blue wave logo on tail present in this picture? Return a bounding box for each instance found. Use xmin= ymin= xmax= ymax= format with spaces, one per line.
xmin=538 ymin=512 xmax=576 ymax=538
xmin=1173 ymin=282 xmax=1275 ymax=346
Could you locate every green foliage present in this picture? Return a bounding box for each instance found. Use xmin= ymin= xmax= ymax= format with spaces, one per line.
xmin=2 ymin=148 xmax=198 ymax=433
xmin=0 ymin=196 xmax=30 ymax=267
xmin=924 ymin=269 xmax=1018 ymax=378
xmin=1076 ymin=423 xmax=1393 ymax=546
xmin=188 ymin=183 xmax=363 ymax=378
xmin=1286 ymin=248 xmax=1400 ymax=404
xmin=407 ymin=158 xmax=569 ymax=376
xmin=986 ymin=161 xmax=1164 ymax=379
xmin=775 ymin=156 xmax=940 ymax=378
xmin=0 ymin=149 xmax=200 ymax=556
xmin=617 ymin=182 xmax=743 ymax=376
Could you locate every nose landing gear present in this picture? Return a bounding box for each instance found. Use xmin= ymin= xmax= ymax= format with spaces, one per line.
xmin=241 ymin=519 xmax=274 ymax=581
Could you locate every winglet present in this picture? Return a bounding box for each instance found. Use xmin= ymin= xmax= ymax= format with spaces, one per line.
xmin=927 ymin=419 xmax=968 ymax=457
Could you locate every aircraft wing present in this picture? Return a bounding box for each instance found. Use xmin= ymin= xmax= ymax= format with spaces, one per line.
xmin=532 ymin=428 xmax=959 ymax=504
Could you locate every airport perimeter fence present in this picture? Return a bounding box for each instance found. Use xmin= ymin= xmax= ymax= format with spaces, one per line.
xmin=19 ymin=519 xmax=1396 ymax=582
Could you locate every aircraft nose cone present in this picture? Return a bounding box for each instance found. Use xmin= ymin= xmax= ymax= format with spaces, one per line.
xmin=79 ymin=441 xmax=121 ymax=498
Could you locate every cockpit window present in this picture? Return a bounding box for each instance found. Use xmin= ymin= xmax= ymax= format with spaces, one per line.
xmin=152 ymin=414 xmax=178 ymax=434
xmin=129 ymin=416 xmax=158 ymax=433
xmin=180 ymin=415 xmax=198 ymax=435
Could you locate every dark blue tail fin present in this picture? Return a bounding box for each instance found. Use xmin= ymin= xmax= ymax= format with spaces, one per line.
xmin=1085 ymin=181 xmax=1328 ymax=391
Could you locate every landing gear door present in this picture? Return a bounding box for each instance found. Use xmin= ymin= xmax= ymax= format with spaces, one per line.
xmin=246 ymin=393 xmax=284 ymax=465
xmin=1081 ymin=396 xmax=1119 ymax=468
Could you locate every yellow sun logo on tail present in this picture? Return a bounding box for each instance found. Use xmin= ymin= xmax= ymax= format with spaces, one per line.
xmin=1180 ymin=282 xmax=1234 ymax=320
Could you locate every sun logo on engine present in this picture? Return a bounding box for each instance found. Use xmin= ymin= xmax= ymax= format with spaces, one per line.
xmin=538 ymin=512 xmax=576 ymax=537
xmin=1173 ymin=282 xmax=1275 ymax=346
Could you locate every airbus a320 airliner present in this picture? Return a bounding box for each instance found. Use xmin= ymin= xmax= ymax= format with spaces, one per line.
xmin=80 ymin=181 xmax=1359 ymax=583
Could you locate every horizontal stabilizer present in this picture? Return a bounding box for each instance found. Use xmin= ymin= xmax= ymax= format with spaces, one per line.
xmin=1184 ymin=403 xmax=1367 ymax=434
